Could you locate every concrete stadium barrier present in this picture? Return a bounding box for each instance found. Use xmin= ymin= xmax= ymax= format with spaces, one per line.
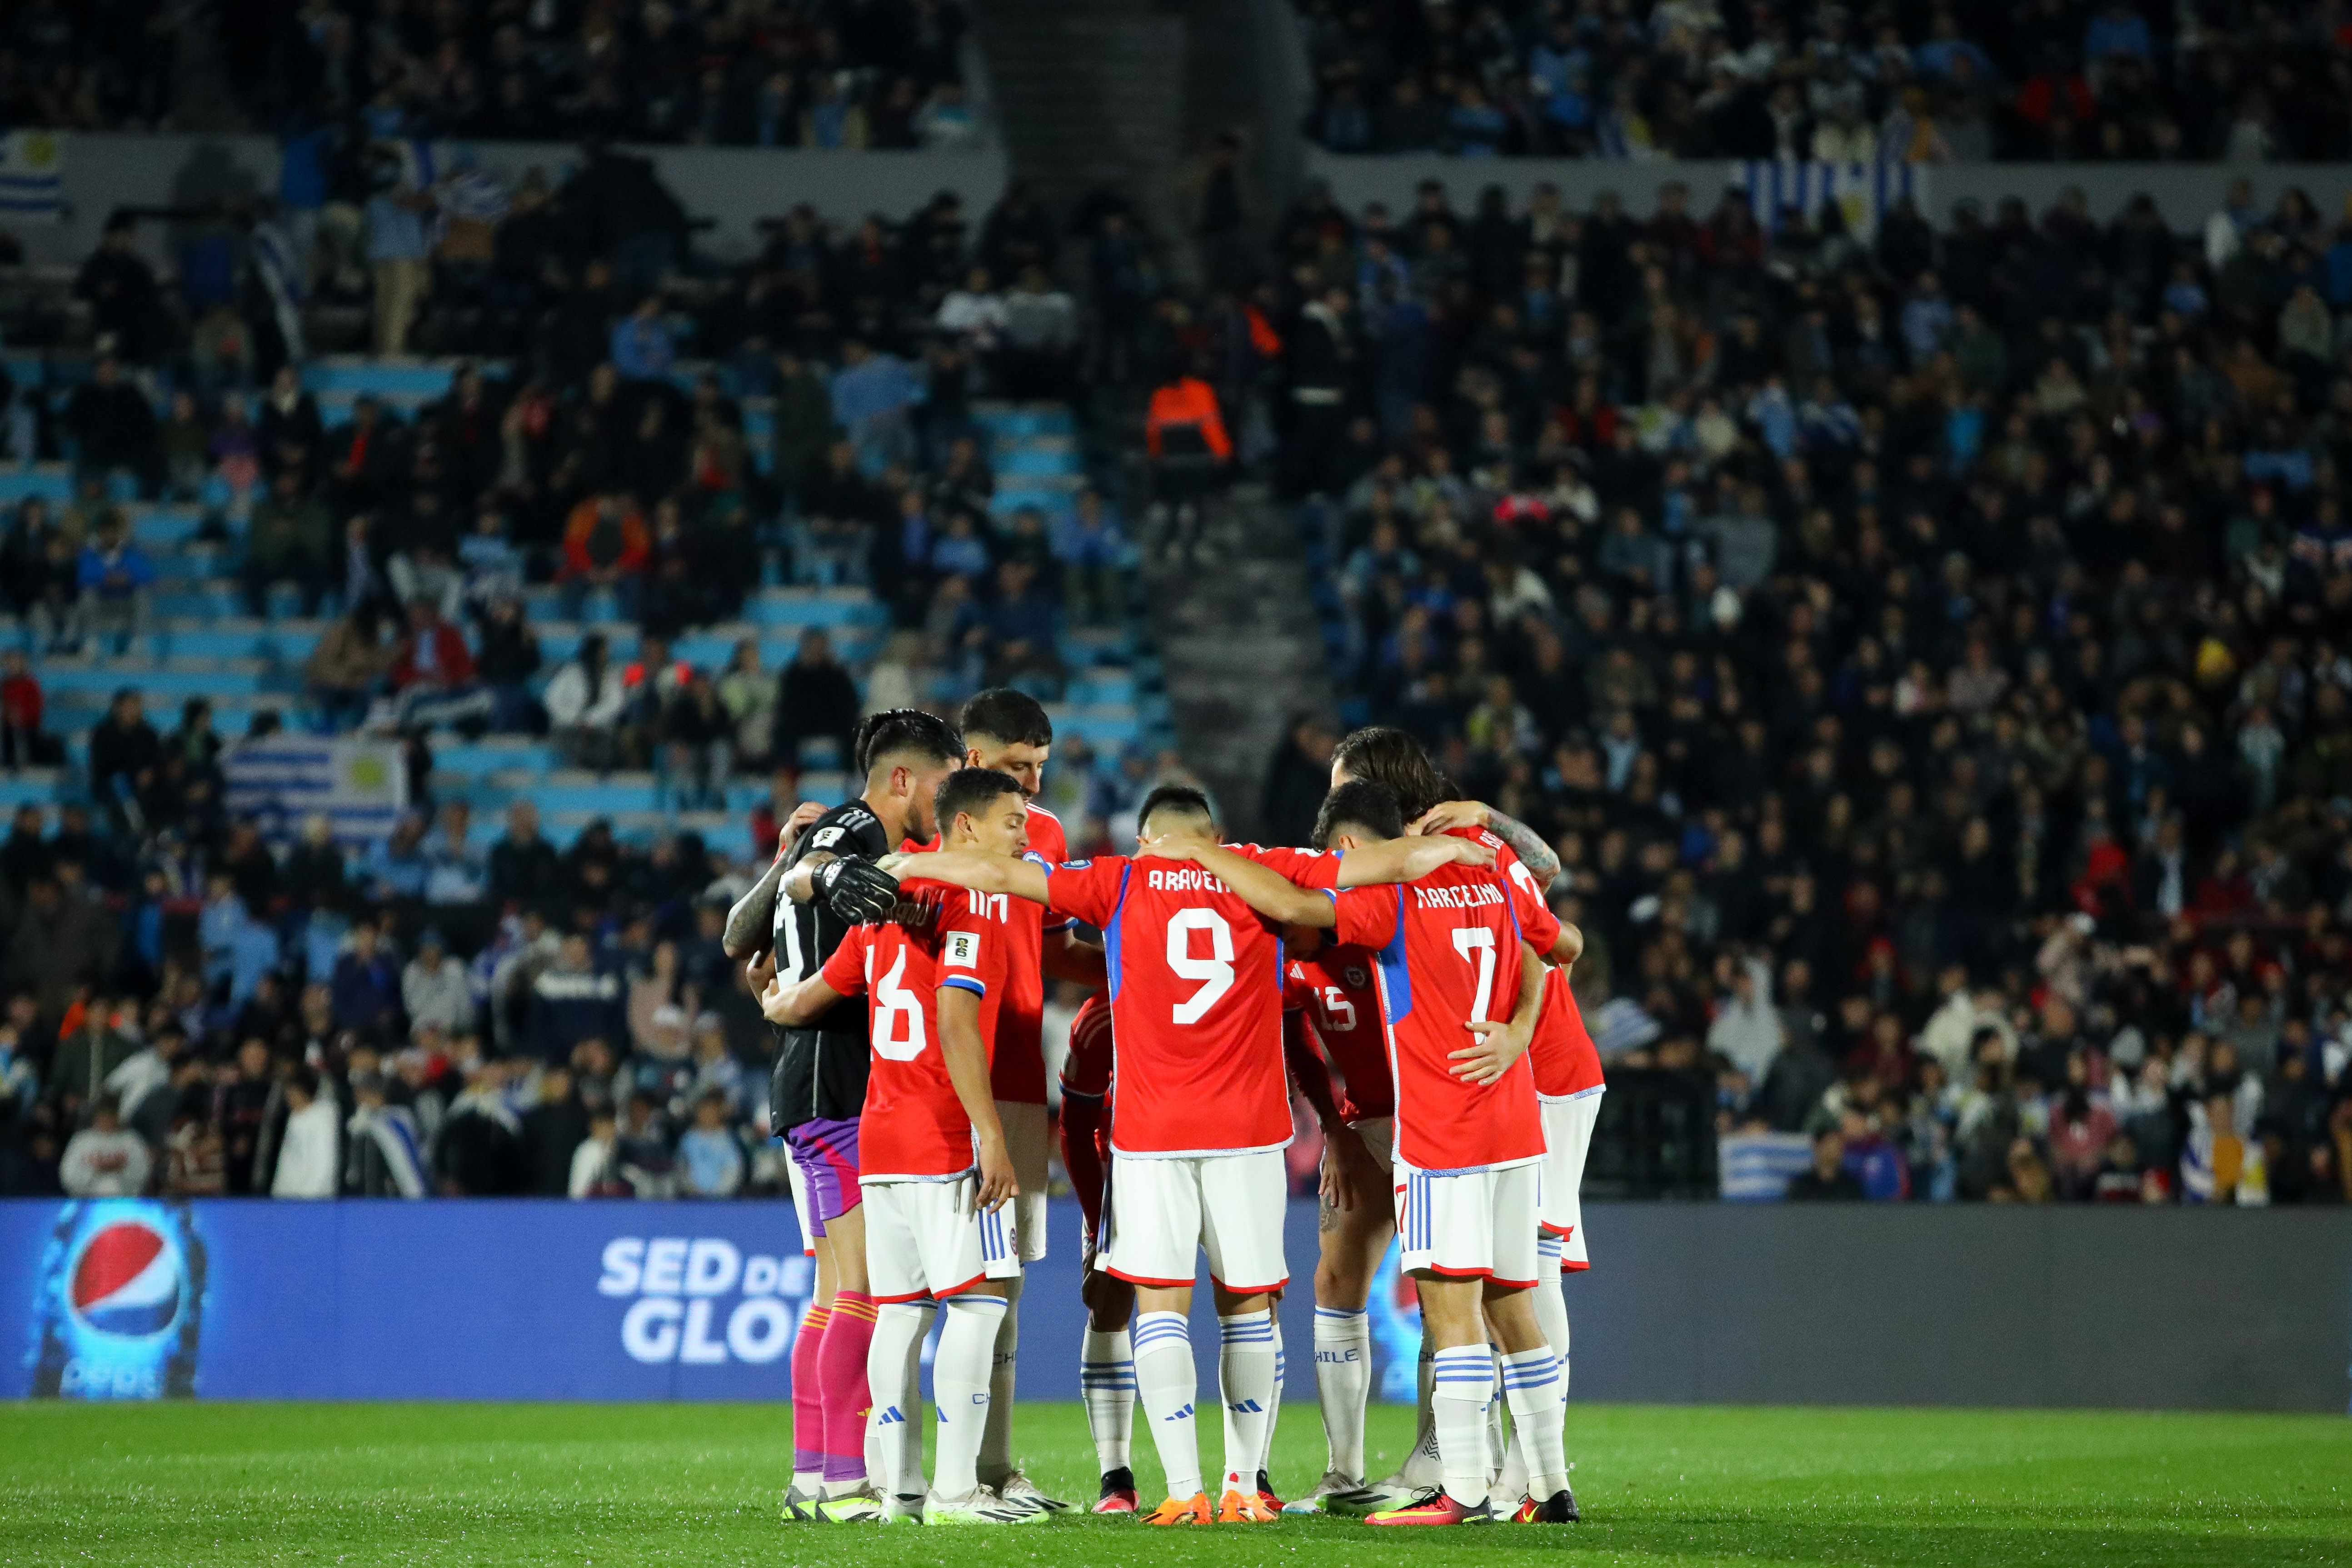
xmin=9 ymin=132 xmax=1008 ymax=270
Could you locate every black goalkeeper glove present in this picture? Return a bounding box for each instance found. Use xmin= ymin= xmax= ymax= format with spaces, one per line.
xmin=815 ymin=856 xmax=900 ymax=924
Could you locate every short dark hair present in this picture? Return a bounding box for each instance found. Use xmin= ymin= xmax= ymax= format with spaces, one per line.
xmin=959 ymin=688 xmax=1054 ymax=749
xmin=1139 ymin=784 xmax=1215 ymax=835
xmin=854 ymin=708 xmax=964 ymax=775
xmin=934 ymin=767 xmax=1022 ymax=834
xmin=1313 ymin=779 xmax=1404 ymax=849
xmin=1331 ymin=725 xmax=1451 ymax=820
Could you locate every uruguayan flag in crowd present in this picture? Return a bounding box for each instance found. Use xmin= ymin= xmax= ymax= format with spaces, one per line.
xmin=1719 ymin=1131 xmax=1817 ymax=1201
xmin=250 ymin=218 xmax=308 ymax=363
xmin=0 ymin=130 xmax=63 ymax=222
xmin=224 ymin=737 xmax=407 ymax=847
xmin=1733 ymin=159 xmax=1919 ymax=243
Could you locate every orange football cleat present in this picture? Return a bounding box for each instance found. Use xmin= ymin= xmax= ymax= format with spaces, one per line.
xmin=1217 ymin=1488 xmax=1280 ymax=1523
xmin=1142 ymin=1493 xmax=1214 ymax=1526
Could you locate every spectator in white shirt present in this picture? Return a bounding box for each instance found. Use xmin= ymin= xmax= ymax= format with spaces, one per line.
xmin=543 ymin=633 xmax=629 ymax=771
xmin=270 ymin=1066 xmax=341 ymax=1198
xmin=403 ymin=927 xmax=474 ymax=1039
xmin=568 ymin=1104 xmax=621 ymax=1197
xmin=60 ymin=1098 xmax=153 ymax=1196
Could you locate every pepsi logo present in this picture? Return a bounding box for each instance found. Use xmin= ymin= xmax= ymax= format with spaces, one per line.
xmin=68 ymin=1222 xmax=182 ymax=1338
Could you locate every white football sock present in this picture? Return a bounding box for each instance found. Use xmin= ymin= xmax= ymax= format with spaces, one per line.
xmin=864 ymin=1301 xmax=934 ymax=1500
xmin=1430 ymin=1345 xmax=1494 ymax=1509
xmin=1533 ymin=1233 xmax=1572 ymax=1393
xmin=1080 ymin=1324 xmax=1136 ymax=1472
xmin=1501 ymin=1346 xmax=1568 ymax=1500
xmin=1216 ymin=1309 xmax=1277 ymax=1497
xmin=1133 ymin=1310 xmax=1202 ymax=1499
xmin=1395 ymin=1328 xmax=1441 ymax=1485
xmin=932 ymin=1293 xmax=1007 ymax=1499
xmin=1312 ymin=1305 xmax=1372 ymax=1482
xmin=976 ymin=1275 xmax=1020 ymax=1484
xmin=1261 ymin=1314 xmax=1284 ymax=1480
xmin=1486 ymin=1347 xmax=1508 ymax=1480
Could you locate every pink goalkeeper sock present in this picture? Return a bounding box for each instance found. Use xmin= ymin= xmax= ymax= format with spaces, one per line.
xmin=791 ymin=1303 xmax=830 ymax=1474
xmin=820 ymin=1293 xmax=879 ymax=1482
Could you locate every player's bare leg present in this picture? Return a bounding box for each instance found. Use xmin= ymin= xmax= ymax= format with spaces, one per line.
xmin=785 ymin=1237 xmax=839 ymax=1519
xmin=919 ymin=1278 xmax=1044 ymax=1525
xmin=1481 ymin=1285 xmax=1574 ymax=1524
xmin=865 ymin=1298 xmax=934 ymax=1515
xmin=1364 ymin=1274 xmax=1503 ymax=1524
xmin=810 ymin=1204 xmax=885 ymax=1520
xmin=1130 ymin=1283 xmax=1212 ymax=1523
xmin=1130 ymin=1281 xmax=1279 ymax=1524
xmin=1291 ymin=1191 xmax=1395 ymax=1514
xmin=1080 ymin=1271 xmax=1141 ymax=1512
xmin=1207 ymin=1283 xmax=1282 ymax=1522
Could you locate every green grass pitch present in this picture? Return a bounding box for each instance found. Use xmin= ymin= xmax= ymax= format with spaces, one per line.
xmin=2 ymin=1402 xmax=2346 ymax=1566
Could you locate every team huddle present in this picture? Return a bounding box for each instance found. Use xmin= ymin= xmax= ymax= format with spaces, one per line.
xmin=727 ymin=692 xmax=1604 ymax=1528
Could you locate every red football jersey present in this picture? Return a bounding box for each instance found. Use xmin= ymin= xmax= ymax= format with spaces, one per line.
xmin=1442 ymin=825 xmax=1562 ymax=955
xmin=820 ymin=877 xmax=1009 ymax=1179
xmin=1060 ymin=985 xmax=1115 ymax=1100
xmin=988 ymin=803 xmax=1071 ymax=1105
xmin=1046 ymin=855 xmax=1292 ymax=1156
xmin=1329 ymin=864 xmax=1543 ymax=1172
xmin=1281 ymin=943 xmax=1393 ymax=1120
xmin=1529 ymin=964 xmax=1605 ymax=1099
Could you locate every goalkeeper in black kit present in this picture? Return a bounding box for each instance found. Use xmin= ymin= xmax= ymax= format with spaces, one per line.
xmin=722 ymin=707 xmax=966 ymax=1521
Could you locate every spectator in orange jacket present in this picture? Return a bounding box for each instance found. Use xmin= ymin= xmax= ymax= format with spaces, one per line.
xmin=1144 ymin=373 xmax=1232 ymax=562
xmin=559 ymin=492 xmax=650 ymax=619
xmin=1144 ymin=375 xmax=1233 ymax=461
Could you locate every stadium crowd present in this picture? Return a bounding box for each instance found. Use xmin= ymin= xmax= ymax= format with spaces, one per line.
xmin=0 ymin=159 xmax=1176 ymax=1201
xmin=5 ymin=0 xmax=978 ymax=146
xmin=1236 ymin=173 xmax=2352 ymax=1205
xmin=1292 ymin=0 xmax=2352 ymax=162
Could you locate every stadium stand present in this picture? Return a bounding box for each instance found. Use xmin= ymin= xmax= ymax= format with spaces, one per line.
xmin=1289 ymin=0 xmax=2352 ymax=161
xmin=0 ymin=174 xmax=1174 ymax=1200
xmin=1 ymin=0 xmax=979 ymax=145
xmin=220 ymin=0 xmax=980 ymax=148
xmin=1244 ymin=174 xmax=2352 ymax=1205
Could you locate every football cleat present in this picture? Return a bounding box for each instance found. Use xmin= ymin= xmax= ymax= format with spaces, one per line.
xmin=811 ymin=1483 xmax=889 ymax=1523
xmin=1255 ymin=1469 xmax=1283 ymax=1516
xmin=781 ymin=1483 xmax=821 ymax=1522
xmin=1513 ymin=1488 xmax=1581 ymax=1524
xmin=1094 ymin=1467 xmax=1140 ymax=1514
xmin=1363 ymin=1466 xmax=1439 ymax=1512
xmin=1217 ymin=1487 xmax=1280 ymax=1523
xmin=883 ymin=1493 xmax=926 ymax=1524
xmin=1366 ymin=1488 xmax=1498 ymax=1526
xmin=920 ymin=1487 xmax=1051 ymax=1525
xmin=1142 ymin=1492 xmax=1215 ymax=1526
xmin=1282 ymin=1470 xmax=1385 ymax=1516
xmin=991 ymin=1470 xmax=1072 ymax=1513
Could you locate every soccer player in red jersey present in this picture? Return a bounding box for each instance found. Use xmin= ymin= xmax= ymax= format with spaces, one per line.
xmin=1160 ymin=780 xmax=1578 ymax=1527
xmin=954 ymin=689 xmax=1106 ymax=1513
xmin=1264 ymin=858 xmax=1412 ymax=1514
xmin=889 ymin=784 xmax=1489 ymax=1527
xmin=760 ymin=767 xmax=1044 ymax=1527
xmin=1323 ymin=725 xmax=1589 ymax=1505
xmin=1055 ymin=991 xmax=1144 ymax=1511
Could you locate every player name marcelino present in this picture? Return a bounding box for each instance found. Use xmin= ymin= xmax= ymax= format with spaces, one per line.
xmin=1412 ymin=881 xmax=1505 ymax=910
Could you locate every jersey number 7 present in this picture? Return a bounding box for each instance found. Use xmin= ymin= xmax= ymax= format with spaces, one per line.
xmin=1452 ymin=926 xmax=1496 ymax=1021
